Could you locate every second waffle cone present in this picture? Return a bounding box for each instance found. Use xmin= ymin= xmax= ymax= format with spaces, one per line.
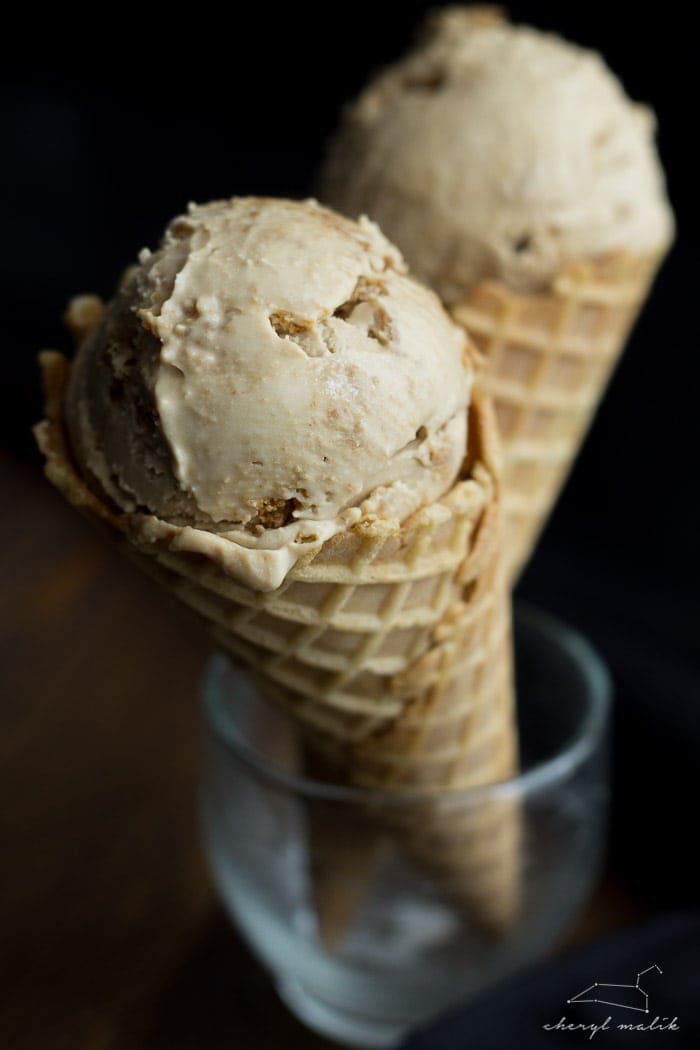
xmin=454 ymin=251 xmax=661 ymax=581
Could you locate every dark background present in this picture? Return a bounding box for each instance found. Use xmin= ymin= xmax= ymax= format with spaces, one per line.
xmin=3 ymin=3 xmax=698 ymax=910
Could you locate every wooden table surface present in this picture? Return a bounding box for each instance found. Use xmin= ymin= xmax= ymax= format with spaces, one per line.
xmin=0 ymin=452 xmax=640 ymax=1050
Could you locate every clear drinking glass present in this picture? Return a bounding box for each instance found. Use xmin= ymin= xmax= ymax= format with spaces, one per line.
xmin=201 ymin=605 xmax=611 ymax=1048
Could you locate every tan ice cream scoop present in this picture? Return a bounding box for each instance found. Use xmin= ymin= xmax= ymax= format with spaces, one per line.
xmin=320 ymin=6 xmax=673 ymax=304
xmin=66 ymin=197 xmax=471 ymax=590
xmin=36 ymin=196 xmax=520 ymax=941
xmin=319 ymin=7 xmax=674 ymax=581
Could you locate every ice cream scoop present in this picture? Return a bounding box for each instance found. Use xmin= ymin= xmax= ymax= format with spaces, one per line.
xmin=35 ymin=196 xmax=520 ymax=940
xmin=66 ymin=197 xmax=472 ymax=590
xmin=319 ymin=8 xmax=674 ymax=581
xmin=320 ymin=6 xmax=674 ymax=303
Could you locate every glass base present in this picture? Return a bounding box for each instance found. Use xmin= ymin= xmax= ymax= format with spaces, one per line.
xmin=203 ymin=604 xmax=611 ymax=1044
xmin=277 ymin=974 xmax=407 ymax=1049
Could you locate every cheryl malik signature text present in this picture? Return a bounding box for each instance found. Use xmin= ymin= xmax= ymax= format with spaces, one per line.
xmin=542 ymin=964 xmax=680 ymax=1038
xmin=542 ymin=1015 xmax=680 ymax=1040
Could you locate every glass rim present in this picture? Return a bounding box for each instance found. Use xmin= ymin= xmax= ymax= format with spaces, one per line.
xmin=203 ymin=602 xmax=611 ymax=807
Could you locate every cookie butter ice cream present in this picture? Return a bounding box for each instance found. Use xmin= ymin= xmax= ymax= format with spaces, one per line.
xmin=65 ymin=197 xmax=472 ymax=590
xmin=320 ymin=7 xmax=674 ymax=303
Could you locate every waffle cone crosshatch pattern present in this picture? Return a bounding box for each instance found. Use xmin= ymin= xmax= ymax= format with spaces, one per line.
xmin=453 ymin=252 xmax=661 ymax=580
xmin=36 ymin=350 xmax=522 ymax=937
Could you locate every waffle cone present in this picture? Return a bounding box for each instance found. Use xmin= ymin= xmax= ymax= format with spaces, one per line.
xmin=35 ymin=351 xmax=520 ymax=941
xmin=302 ymin=507 xmax=518 ymax=944
xmin=453 ymin=251 xmax=662 ymax=581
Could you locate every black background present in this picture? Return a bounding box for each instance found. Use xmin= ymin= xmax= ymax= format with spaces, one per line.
xmin=3 ymin=4 xmax=698 ymax=910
